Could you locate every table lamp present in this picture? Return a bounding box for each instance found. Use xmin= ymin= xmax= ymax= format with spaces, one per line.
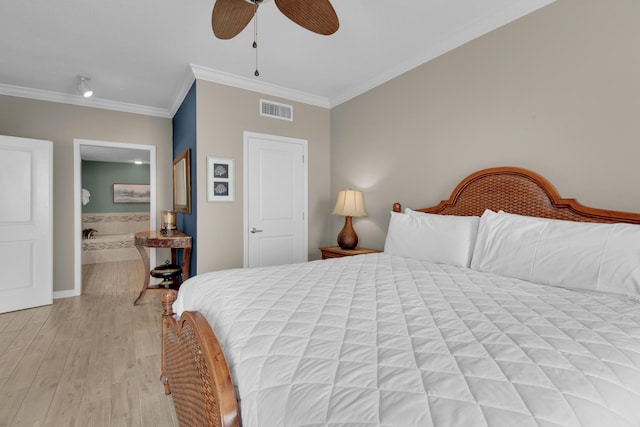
xmin=332 ymin=189 xmax=367 ymax=250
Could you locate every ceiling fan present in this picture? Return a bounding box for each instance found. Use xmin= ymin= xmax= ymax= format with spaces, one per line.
xmin=211 ymin=0 xmax=340 ymax=40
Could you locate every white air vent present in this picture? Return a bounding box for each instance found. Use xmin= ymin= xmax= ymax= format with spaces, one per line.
xmin=260 ymin=99 xmax=293 ymax=121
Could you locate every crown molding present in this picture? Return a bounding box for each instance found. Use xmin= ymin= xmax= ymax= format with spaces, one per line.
xmin=189 ymin=64 xmax=330 ymax=109
xmin=0 ymin=65 xmax=330 ymax=117
xmin=167 ymin=66 xmax=198 ymax=117
xmin=0 ymin=83 xmax=172 ymax=118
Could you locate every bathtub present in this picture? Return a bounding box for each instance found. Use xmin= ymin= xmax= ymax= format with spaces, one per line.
xmin=81 ymin=212 xmax=150 ymax=264
xmin=81 ymin=233 xmax=141 ymax=264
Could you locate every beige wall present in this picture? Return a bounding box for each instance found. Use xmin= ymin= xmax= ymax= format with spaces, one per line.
xmin=0 ymin=95 xmax=173 ymax=292
xmin=195 ymin=80 xmax=331 ymax=272
xmin=331 ymin=0 xmax=640 ymax=250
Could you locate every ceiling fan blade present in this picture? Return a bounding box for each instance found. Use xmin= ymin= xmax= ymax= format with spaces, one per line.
xmin=212 ymin=0 xmax=256 ymax=39
xmin=274 ymin=0 xmax=339 ymax=36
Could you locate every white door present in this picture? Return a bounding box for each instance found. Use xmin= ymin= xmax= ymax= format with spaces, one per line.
xmin=0 ymin=136 xmax=53 ymax=313
xmin=244 ymin=132 xmax=307 ymax=268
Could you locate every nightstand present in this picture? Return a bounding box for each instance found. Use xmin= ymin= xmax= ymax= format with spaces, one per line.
xmin=319 ymin=246 xmax=381 ymax=260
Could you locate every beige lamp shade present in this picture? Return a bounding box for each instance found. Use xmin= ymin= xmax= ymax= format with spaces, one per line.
xmin=332 ymin=190 xmax=367 ymax=217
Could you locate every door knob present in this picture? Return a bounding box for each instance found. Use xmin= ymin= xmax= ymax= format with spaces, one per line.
xmin=250 ymin=227 xmax=263 ymax=233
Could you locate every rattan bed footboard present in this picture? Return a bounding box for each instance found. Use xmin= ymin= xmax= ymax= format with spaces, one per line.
xmin=161 ymin=290 xmax=240 ymax=427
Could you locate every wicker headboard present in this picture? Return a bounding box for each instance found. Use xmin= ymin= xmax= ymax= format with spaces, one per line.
xmin=393 ymin=166 xmax=640 ymax=225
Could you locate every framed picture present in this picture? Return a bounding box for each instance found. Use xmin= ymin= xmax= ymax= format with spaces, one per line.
xmin=173 ymin=148 xmax=191 ymax=213
xmin=113 ymin=183 xmax=150 ymax=204
xmin=207 ymin=156 xmax=234 ymax=202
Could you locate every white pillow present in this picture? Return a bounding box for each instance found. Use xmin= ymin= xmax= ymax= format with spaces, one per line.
xmin=471 ymin=209 xmax=640 ymax=299
xmin=384 ymin=209 xmax=480 ymax=267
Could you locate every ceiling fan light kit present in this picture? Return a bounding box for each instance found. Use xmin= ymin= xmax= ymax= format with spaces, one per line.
xmin=212 ymin=0 xmax=339 ymax=76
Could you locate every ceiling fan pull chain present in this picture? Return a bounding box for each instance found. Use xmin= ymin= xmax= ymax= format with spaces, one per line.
xmin=253 ymin=0 xmax=259 ymax=77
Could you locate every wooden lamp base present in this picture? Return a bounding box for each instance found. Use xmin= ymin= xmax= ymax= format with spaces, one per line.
xmin=337 ymin=216 xmax=358 ymax=250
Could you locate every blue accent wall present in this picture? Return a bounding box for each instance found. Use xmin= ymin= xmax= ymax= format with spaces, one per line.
xmin=173 ymin=83 xmax=197 ymax=277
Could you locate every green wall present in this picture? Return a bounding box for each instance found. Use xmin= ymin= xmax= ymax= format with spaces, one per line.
xmin=82 ymin=161 xmax=150 ymax=213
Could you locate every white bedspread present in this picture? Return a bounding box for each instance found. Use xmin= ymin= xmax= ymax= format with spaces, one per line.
xmin=174 ymin=253 xmax=640 ymax=427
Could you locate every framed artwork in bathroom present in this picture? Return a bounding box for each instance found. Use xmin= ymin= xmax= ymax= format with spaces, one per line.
xmin=112 ymin=183 xmax=150 ymax=204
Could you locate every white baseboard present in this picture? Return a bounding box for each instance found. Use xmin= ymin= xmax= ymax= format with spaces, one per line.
xmin=53 ymin=289 xmax=80 ymax=299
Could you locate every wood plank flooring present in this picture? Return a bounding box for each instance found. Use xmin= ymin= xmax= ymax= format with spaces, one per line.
xmin=0 ymin=260 xmax=178 ymax=427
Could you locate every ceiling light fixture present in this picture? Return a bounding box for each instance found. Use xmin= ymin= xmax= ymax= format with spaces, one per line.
xmin=77 ymin=75 xmax=93 ymax=98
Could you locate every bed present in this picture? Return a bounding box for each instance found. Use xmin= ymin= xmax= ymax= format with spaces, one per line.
xmin=160 ymin=166 xmax=640 ymax=427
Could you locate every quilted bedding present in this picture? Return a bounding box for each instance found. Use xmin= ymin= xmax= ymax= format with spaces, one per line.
xmin=173 ymin=253 xmax=640 ymax=427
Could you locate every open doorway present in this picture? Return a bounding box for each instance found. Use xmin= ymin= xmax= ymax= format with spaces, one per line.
xmin=73 ymin=139 xmax=157 ymax=297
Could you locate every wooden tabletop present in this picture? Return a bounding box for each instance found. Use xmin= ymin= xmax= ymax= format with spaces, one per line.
xmin=134 ymin=230 xmax=192 ymax=248
xmin=319 ymin=246 xmax=380 ymax=257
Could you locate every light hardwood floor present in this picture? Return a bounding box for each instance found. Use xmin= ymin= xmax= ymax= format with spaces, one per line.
xmin=0 ymin=260 xmax=178 ymax=427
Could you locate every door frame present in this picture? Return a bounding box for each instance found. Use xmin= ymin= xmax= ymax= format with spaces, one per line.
xmin=243 ymin=131 xmax=308 ymax=267
xmin=71 ymin=139 xmax=156 ymax=298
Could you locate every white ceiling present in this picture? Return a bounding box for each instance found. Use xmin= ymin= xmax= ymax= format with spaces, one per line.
xmin=0 ymin=0 xmax=555 ymax=118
